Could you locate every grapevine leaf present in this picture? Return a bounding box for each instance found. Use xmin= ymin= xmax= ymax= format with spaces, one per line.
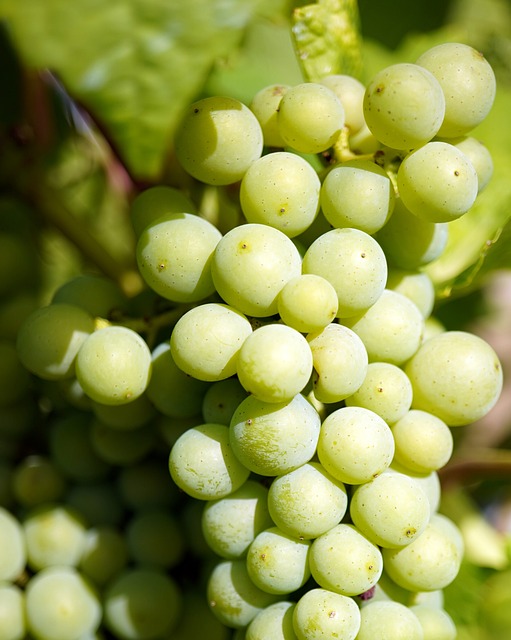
xmin=0 ymin=0 xmax=264 ymax=180
xmin=291 ymin=0 xmax=363 ymax=82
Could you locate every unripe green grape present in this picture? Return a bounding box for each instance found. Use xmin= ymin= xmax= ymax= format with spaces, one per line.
xmin=136 ymin=212 xmax=222 ymax=302
xmin=317 ymin=406 xmax=395 ymax=485
xmin=410 ymin=604 xmax=457 ymax=640
xmin=319 ymin=73 xmax=366 ymax=134
xmin=79 ymin=526 xmax=128 ymax=586
xmin=0 ymin=507 xmax=25 ymax=581
xmin=130 ymin=185 xmax=196 ymax=237
xmin=246 ymin=601 xmax=298 ymax=640
xmin=211 ymin=223 xmax=302 ymax=317
xmin=0 ymin=292 xmax=38 ymax=342
xmin=278 ymin=274 xmax=338 ymax=333
xmin=320 ymin=159 xmax=394 ymax=234
xmin=12 ymin=455 xmax=66 ymax=508
xmin=202 ymin=377 xmax=249 ymax=425
xmin=126 ymin=508 xmax=185 ymax=569
xmin=309 ymin=523 xmax=383 ymax=596
xmin=405 ymin=330 xmax=503 ymax=426
xmin=356 ymin=601 xmax=424 ymax=640
xmin=169 ymin=423 xmax=250 ymax=500
xmin=90 ymin=419 xmax=155 ymax=466
xmin=51 ymin=274 xmax=128 ymax=319
xmin=172 ymin=587 xmax=232 ymax=640
xmin=0 ymin=231 xmax=39 ymax=298
xmin=0 ymin=582 xmax=25 ymax=640
xmin=416 ymin=42 xmax=496 ymax=137
xmin=349 ymin=122 xmax=381 ymax=155
xmin=117 ymin=457 xmax=180 ymax=510
xmin=90 ymin=393 xmax=156 ymax=430
xmin=229 ymin=393 xmax=320 ymax=476
xmin=240 ymin=152 xmax=320 ymax=237
xmin=386 ymin=268 xmax=435 ymax=319
xmin=170 ymin=303 xmax=253 ymax=382
xmin=175 ymin=95 xmax=263 ymax=185
xmin=249 ymin=83 xmax=291 ymax=147
xmin=67 ymin=480 xmax=124 ymax=528
xmin=440 ymin=135 xmax=493 ymax=192
xmin=292 ymin=588 xmax=361 ymax=640
xmin=277 ymin=82 xmax=345 ymax=154
xmin=363 ymin=62 xmax=445 ymax=149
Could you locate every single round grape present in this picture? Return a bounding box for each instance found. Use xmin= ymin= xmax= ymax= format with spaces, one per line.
xmin=397 ymin=141 xmax=478 ymax=223
xmin=386 ymin=268 xmax=435 ymax=319
xmin=307 ymin=322 xmax=368 ymax=403
xmin=175 ymin=95 xmax=263 ymax=185
xmin=441 ymin=135 xmax=493 ymax=192
xmin=320 ymin=159 xmax=395 ymax=234
xmin=0 ymin=582 xmax=25 ymax=640
xmin=16 ymin=303 xmax=95 ymax=381
xmin=356 ymin=600 xmax=424 ymax=640
xmin=416 ymin=42 xmax=496 ymax=137
xmin=405 ymin=330 xmax=503 ymax=426
xmin=126 ymin=507 xmax=184 ymax=570
xmin=363 ymin=62 xmax=445 ymax=149
xmin=169 ymin=423 xmax=250 ymax=500
xmin=66 ymin=479 xmax=124 ymax=528
xmin=91 ymin=393 xmax=156 ymax=430
xmin=130 ymin=185 xmax=196 ymax=237
xmin=202 ymin=377 xmax=249 ymax=425
xmin=249 ymin=83 xmax=291 ymax=147
xmin=302 ymin=228 xmax=387 ymax=318
xmin=240 ymin=152 xmax=321 ymax=237
xmin=0 ymin=507 xmax=25 ymax=581
xmin=170 ymin=303 xmax=253 ymax=382
xmin=277 ymin=82 xmax=345 ymax=153
xmin=246 ymin=601 xmax=297 ymax=640
xmin=309 ymin=523 xmax=383 ymax=596
xmin=292 ymin=588 xmax=361 ymax=640
xmin=79 ymin=526 xmax=128 ymax=586
xmin=117 ymin=459 xmax=180 ymax=511
xmin=229 ymin=393 xmax=320 ymax=476
xmin=410 ymin=604 xmax=457 ymax=640
xmin=25 ymin=566 xmax=101 ymax=640
xmin=172 ymin=587 xmax=232 ymax=640
xmin=136 ymin=212 xmax=222 ymax=302
xmin=90 ymin=419 xmax=155 ymax=466
xmin=278 ymin=274 xmax=338 ymax=333
xmin=12 ymin=455 xmax=66 ymax=508
xmin=51 ymin=274 xmax=128 ymax=319
xmin=320 ymin=73 xmax=366 ymax=134
xmin=317 ymin=406 xmax=394 ymax=485
xmin=267 ymin=461 xmax=348 ymax=540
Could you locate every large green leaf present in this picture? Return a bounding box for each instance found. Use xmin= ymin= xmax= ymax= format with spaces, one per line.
xmin=0 ymin=0 xmax=264 ymax=179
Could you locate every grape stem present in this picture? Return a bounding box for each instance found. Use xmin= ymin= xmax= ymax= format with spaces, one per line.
xmin=439 ymin=447 xmax=511 ymax=489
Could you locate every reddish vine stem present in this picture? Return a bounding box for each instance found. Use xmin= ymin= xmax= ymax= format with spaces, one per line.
xmin=439 ymin=447 xmax=511 ymax=489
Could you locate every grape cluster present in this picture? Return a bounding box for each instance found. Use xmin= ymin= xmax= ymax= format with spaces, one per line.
xmin=1 ymin=41 xmax=503 ymax=640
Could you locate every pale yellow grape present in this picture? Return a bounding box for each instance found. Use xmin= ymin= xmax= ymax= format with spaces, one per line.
xmin=277 ymin=82 xmax=345 ymax=153
xmin=169 ymin=423 xmax=250 ymax=500
xmin=249 ymin=83 xmax=291 ymax=147
xmin=320 ymin=74 xmax=366 ymax=134
xmin=386 ymin=268 xmax=435 ymax=319
xmin=363 ymin=62 xmax=445 ymax=150
xmin=267 ymin=461 xmax=348 ymax=540
xmin=349 ymin=470 xmax=431 ymax=548
xmin=0 ymin=507 xmax=25 ymax=581
xmin=0 ymin=583 xmax=25 ymax=640
xmin=349 ymin=122 xmax=381 ymax=155
xmin=356 ymin=601 xmax=424 ymax=640
xmin=344 ymin=362 xmax=413 ymax=424
xmin=307 ymin=323 xmax=368 ymax=403
xmin=278 ymin=275 xmax=338 ymax=333
xmin=129 ymin=185 xmax=196 ymax=237
xmin=405 ymin=330 xmax=503 ymax=426
xmin=136 ymin=212 xmax=222 ymax=302
xmin=309 ymin=524 xmax=383 ymax=597
xmin=410 ymin=604 xmax=457 ymax=640
xmin=246 ymin=601 xmax=298 ymax=640
xmin=236 ymin=323 xmax=313 ymax=403
xmin=292 ymin=588 xmax=361 ymax=640
xmin=51 ymin=273 xmax=127 ymax=319
xmin=391 ymin=410 xmax=454 ymax=473
xmin=416 ymin=42 xmax=496 ymax=137
xmin=229 ymin=393 xmax=320 ymax=476
xmin=302 ymin=228 xmax=387 ymax=318
xmin=240 ymin=152 xmax=321 ymax=237
xmin=440 ymin=135 xmax=493 ymax=192
xmin=342 ymin=289 xmax=424 ymax=365
xmin=174 ymin=95 xmax=263 ymax=185
xmin=317 ymin=406 xmax=394 ymax=485
xmin=211 ymin=223 xmax=302 ymax=317
xmin=170 ymin=303 xmax=252 ymax=382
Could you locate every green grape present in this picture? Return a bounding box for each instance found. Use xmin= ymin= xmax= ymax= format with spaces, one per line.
xmin=146 ymin=342 xmax=210 ymax=418
xmin=440 ymin=135 xmax=493 ymax=193
xmin=319 ymin=74 xmax=366 ymax=134
xmin=398 ymin=141 xmax=478 ymax=223
xmin=341 ymin=289 xmax=424 ymax=365
xmin=249 ymin=83 xmax=291 ymax=147
xmin=240 ymin=152 xmax=320 ymax=237
xmin=391 ymin=409 xmax=454 ymax=473
xmin=349 ymin=470 xmax=431 ymax=548
xmin=26 ymin=566 xmax=101 ymax=640
xmin=410 ymin=604 xmax=457 ymax=640
xmin=117 ymin=458 xmax=180 ymax=510
xmin=57 ymin=376 xmax=91 ymax=411
xmin=136 ymin=212 xmax=222 ymax=302
xmin=16 ymin=303 xmax=95 ymax=381
xmin=12 ymin=454 xmax=66 ymax=508
xmin=211 ymin=223 xmax=302 ymax=317
xmin=363 ymin=62 xmax=445 ymax=149
xmin=344 ymin=361 xmax=413 ymax=424
xmin=246 ymin=601 xmax=298 ymax=640
xmin=320 ymin=159 xmax=394 ymax=234
xmin=130 ymin=185 xmax=197 ymax=237
xmin=382 ymin=513 xmax=464 ymax=591
xmin=90 ymin=393 xmax=156 ymax=430
xmin=267 ymin=461 xmax=348 ymax=540
xmin=277 ymin=82 xmax=345 ymax=154
xmin=171 ymin=587 xmax=232 ymax=640
xmin=51 ymin=274 xmax=128 ymax=319
xmin=79 ymin=526 xmax=128 ymax=587
xmin=302 ymin=228 xmax=387 ymax=318
xmin=156 ymin=414 xmax=203 ymax=449
xmin=104 ymin=568 xmax=182 ymax=639
xmin=0 ymin=582 xmax=25 ymax=640
xmin=76 ymin=325 xmax=152 ymax=405
xmin=278 ymin=274 xmax=338 ymax=333
xmin=355 ymin=601 xmax=424 ymax=640
xmin=170 ymin=303 xmax=253 ymax=382
xmin=0 ymin=231 xmax=39 ymax=298
xmin=169 ymin=423 xmax=250 ymax=500
xmin=207 ymin=559 xmax=279 ymax=628
xmin=316 ymin=406 xmax=394 ymax=485
xmin=309 ymin=523 xmax=383 ymax=597
xmin=292 ymin=588 xmax=361 ymax=640
xmin=0 ymin=292 xmax=38 ymax=341
xmin=416 ymin=42 xmax=496 ymax=137
xmin=201 ymin=479 xmax=273 ymax=559
xmin=0 ymin=506 xmax=25 ymax=581
xmin=349 ymin=122 xmax=381 ymax=155
xmin=202 ymin=377 xmax=249 ymax=425
xmin=375 ymin=197 xmax=448 ymax=269
xmin=386 ymin=268 xmax=435 ymax=319
xmin=236 ymin=323 xmax=313 ymax=403
xmin=229 ymin=393 xmax=320 ymax=476
xmin=175 ymin=95 xmax=263 ymax=185
xmin=0 ymin=340 xmax=31 ymax=407
xmin=126 ymin=508 xmax=184 ymax=570
xmin=394 ymin=466 xmax=442 ymax=515
xmin=66 ymin=480 xmax=125 ymax=527
xmin=0 ymin=460 xmax=14 ymax=508
xmin=90 ymin=419 xmax=155 ymax=466
xmin=404 ymin=330 xmax=503 ymax=426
